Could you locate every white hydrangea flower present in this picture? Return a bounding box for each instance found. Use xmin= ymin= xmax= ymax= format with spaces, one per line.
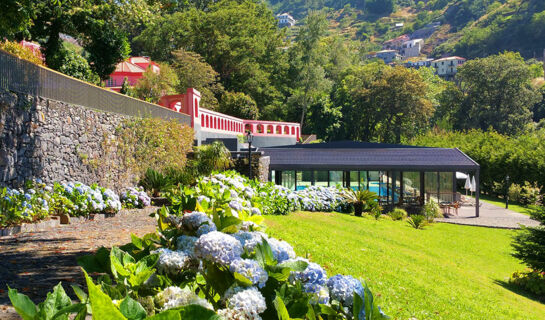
xmin=182 ymin=211 xmax=215 ymax=232
xmin=157 ymin=286 xmax=213 ymax=311
xmin=154 ymin=248 xmax=193 ymax=274
xmin=225 ymin=287 xmax=266 ymax=319
xmin=233 ymin=231 xmax=267 ymax=253
xmin=194 ymin=231 xmax=243 ymax=265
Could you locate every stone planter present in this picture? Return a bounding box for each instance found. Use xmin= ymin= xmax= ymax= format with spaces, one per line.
xmin=151 ymin=197 xmax=170 ymax=207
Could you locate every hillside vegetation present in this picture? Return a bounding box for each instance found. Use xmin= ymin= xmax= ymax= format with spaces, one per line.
xmin=268 ymin=0 xmax=545 ymax=59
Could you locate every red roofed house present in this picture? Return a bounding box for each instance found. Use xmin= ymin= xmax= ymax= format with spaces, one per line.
xmin=105 ymin=56 xmax=160 ymax=92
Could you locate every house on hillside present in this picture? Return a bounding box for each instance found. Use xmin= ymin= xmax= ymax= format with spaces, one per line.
xmin=402 ymin=39 xmax=424 ymax=58
xmin=432 ymin=56 xmax=466 ymax=80
xmin=277 ymin=13 xmax=296 ymax=28
xmin=373 ymin=50 xmax=402 ymax=64
xmin=405 ymin=58 xmax=433 ymax=69
xmin=383 ymin=34 xmax=410 ymax=51
xmin=105 ymin=57 xmax=160 ymax=92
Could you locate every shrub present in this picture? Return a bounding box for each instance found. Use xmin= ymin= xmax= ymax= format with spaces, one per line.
xmin=509 ymin=182 xmax=541 ymax=205
xmin=388 ymin=208 xmax=408 ymax=221
xmin=349 ymin=190 xmax=379 ymax=217
xmin=509 ymin=270 xmax=545 ymax=298
xmin=512 ymin=205 xmax=545 ymax=273
xmin=422 ymin=200 xmax=442 ymax=222
xmin=139 ymin=168 xmax=173 ymax=197
xmin=407 ymin=215 xmax=428 ymax=229
xmin=121 ymin=187 xmax=151 ymax=209
xmin=0 ymin=40 xmax=44 ymax=66
xmin=117 ymin=117 xmax=194 ymax=177
xmin=0 ymin=181 xmax=49 ymax=227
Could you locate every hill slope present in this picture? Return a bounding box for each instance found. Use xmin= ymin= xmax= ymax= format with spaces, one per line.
xmin=268 ymin=0 xmax=545 ymax=59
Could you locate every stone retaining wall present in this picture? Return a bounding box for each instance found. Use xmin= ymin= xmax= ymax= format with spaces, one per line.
xmin=0 ymin=88 xmax=135 ymax=191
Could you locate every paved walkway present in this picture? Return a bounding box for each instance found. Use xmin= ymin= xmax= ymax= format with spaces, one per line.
xmin=436 ymin=201 xmax=540 ymax=229
xmin=0 ymin=207 xmax=157 ymax=319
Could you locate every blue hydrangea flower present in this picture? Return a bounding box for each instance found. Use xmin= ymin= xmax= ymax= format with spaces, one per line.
xmin=233 ymin=231 xmax=267 ymax=253
xmin=326 ymin=275 xmax=364 ymax=307
xmin=196 ymin=223 xmax=217 ymax=236
xmin=194 ymin=231 xmax=243 ymax=265
xmin=154 ymin=248 xmax=194 ymax=274
xmin=24 ymin=193 xmax=32 ymax=200
xmin=182 ymin=211 xmax=214 ymax=232
xmin=268 ymin=238 xmax=296 ymax=263
xmin=229 ymin=259 xmax=268 ymax=288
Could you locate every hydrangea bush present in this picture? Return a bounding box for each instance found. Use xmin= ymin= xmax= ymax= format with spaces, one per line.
xmin=121 ymin=187 xmax=152 ymax=209
xmin=0 ymin=180 xmax=144 ymax=227
xmin=9 ymin=172 xmax=388 ymax=320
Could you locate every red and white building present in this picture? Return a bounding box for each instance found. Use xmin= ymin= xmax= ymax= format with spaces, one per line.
xmin=105 ymin=56 xmax=160 ymax=92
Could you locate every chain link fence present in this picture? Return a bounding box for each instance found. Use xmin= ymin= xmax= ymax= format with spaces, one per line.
xmin=0 ymin=49 xmax=191 ymax=124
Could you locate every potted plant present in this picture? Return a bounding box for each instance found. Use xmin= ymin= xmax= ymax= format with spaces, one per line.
xmin=139 ymin=168 xmax=173 ymax=206
xmin=349 ymin=189 xmax=379 ymax=217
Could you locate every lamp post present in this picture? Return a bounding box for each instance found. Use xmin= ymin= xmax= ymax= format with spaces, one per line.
xmin=505 ymin=175 xmax=510 ymax=209
xmin=246 ymin=130 xmax=253 ymax=180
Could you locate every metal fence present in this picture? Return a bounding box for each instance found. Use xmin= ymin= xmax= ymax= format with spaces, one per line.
xmin=0 ymin=49 xmax=191 ymax=124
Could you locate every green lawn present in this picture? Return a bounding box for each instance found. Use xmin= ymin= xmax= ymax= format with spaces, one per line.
xmin=474 ymin=194 xmax=530 ymax=215
xmin=265 ymin=212 xmax=545 ymax=320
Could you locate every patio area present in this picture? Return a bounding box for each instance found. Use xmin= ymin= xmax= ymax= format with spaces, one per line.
xmin=436 ymin=201 xmax=539 ymax=229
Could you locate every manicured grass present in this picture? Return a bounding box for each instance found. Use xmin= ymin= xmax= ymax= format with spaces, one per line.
xmin=265 ymin=212 xmax=545 ymax=320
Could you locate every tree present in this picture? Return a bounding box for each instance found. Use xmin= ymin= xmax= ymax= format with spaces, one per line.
xmin=135 ymin=0 xmax=287 ymax=114
xmin=218 ymin=92 xmax=259 ymax=120
xmin=0 ymin=0 xmax=35 ymax=40
xmin=58 ymin=45 xmax=101 ymax=85
xmin=28 ymin=0 xmax=131 ymax=80
xmin=451 ymin=52 xmax=542 ymax=135
xmin=330 ymin=62 xmax=434 ymax=143
xmin=133 ymin=63 xmax=178 ymax=103
xmin=512 ymin=205 xmax=545 ymax=273
xmin=365 ymin=0 xmax=394 ymax=15
xmin=172 ymin=49 xmax=224 ymax=110
xmin=288 ymin=10 xmax=331 ymax=130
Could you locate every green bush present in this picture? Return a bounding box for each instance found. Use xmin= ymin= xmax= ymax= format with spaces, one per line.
xmin=513 ymin=205 xmax=545 ymax=273
xmin=509 ymin=270 xmax=545 ymax=298
xmin=407 ymin=215 xmax=428 ymax=229
xmin=139 ymin=168 xmax=173 ymax=197
xmin=388 ymin=208 xmax=408 ymax=221
xmin=509 ymin=182 xmax=542 ymax=206
xmin=422 ymin=200 xmax=442 ymax=222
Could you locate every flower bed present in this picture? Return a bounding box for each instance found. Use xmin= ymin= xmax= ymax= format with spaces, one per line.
xmin=9 ymin=172 xmax=388 ymax=319
xmin=0 ymin=180 xmax=148 ymax=228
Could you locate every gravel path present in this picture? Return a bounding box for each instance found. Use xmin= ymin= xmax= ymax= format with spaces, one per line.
xmin=436 ymin=201 xmax=539 ymax=229
xmin=0 ymin=207 xmax=157 ymax=319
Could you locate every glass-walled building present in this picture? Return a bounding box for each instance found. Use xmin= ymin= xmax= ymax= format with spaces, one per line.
xmin=263 ymin=141 xmax=481 ymax=216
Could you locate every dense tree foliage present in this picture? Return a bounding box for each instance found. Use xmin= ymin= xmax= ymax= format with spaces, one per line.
xmin=447 ymin=52 xmax=542 ymax=135
xmin=133 ymin=63 xmax=179 ymax=103
xmin=513 ymin=205 xmax=545 ymax=273
xmin=218 ymin=91 xmax=259 ymax=120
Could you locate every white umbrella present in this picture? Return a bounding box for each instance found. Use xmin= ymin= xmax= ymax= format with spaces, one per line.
xmin=470 ymin=176 xmax=476 ymax=193
xmin=456 ymin=172 xmax=468 ymax=180
xmin=464 ymin=175 xmax=471 ymax=195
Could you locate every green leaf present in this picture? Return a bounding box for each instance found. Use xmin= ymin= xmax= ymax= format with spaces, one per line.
xmin=83 ymin=269 xmax=127 ymax=320
xmin=145 ymin=310 xmax=181 ymax=320
xmin=353 ymin=292 xmax=364 ymax=320
xmin=306 ymin=305 xmax=316 ymax=320
xmin=273 ymin=296 xmax=290 ymax=320
xmin=131 ymin=234 xmax=144 ymax=250
xmin=77 ymin=247 xmax=111 ymax=273
xmin=178 ymin=304 xmax=220 ymax=320
xmin=8 ymin=287 xmax=37 ymax=320
xmin=119 ymin=297 xmax=147 ymax=320
xmin=37 ymin=282 xmax=72 ymax=320
xmin=233 ymin=272 xmax=253 ymax=287
xmin=71 ymin=285 xmax=88 ymax=303
xmin=267 ymin=266 xmax=292 ymax=282
xmin=277 ymin=260 xmax=308 ymax=272
xmin=51 ymin=303 xmax=86 ymax=320
xmin=255 ymin=239 xmax=276 ymax=267
xmin=110 ymin=247 xmax=135 ymax=278
xmin=319 ymin=304 xmax=337 ymax=316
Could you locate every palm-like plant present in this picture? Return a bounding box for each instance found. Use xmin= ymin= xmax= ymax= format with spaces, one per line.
xmin=407 ymin=215 xmax=428 ymax=229
xmin=194 ymin=141 xmax=233 ymax=176
xmin=139 ymin=168 xmax=173 ymax=197
xmin=349 ymin=189 xmax=379 ymax=217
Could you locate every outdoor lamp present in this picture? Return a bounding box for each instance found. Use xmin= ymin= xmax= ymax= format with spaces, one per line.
xmin=247 ymin=131 xmax=253 ymax=180
xmin=505 ymin=175 xmax=510 ymax=209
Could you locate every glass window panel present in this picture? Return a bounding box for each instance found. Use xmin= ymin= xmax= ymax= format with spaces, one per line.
xmin=439 ymin=172 xmax=454 ymax=203
xmin=403 ymin=172 xmax=420 ymax=204
xmin=368 ymin=171 xmax=381 ymax=197
xmin=329 ymin=171 xmax=343 ymax=187
xmin=297 ymin=171 xmax=312 ymax=190
xmin=349 ymin=171 xmax=359 ymax=190
xmin=425 ymin=172 xmax=439 ymax=203
xmin=270 ymin=170 xmax=275 ymax=183
xmin=359 ymin=171 xmax=368 ymax=190
xmin=315 ymin=171 xmax=329 ymax=187
xmin=282 ymin=171 xmax=295 ymax=190
xmin=391 ymin=171 xmax=401 ymax=204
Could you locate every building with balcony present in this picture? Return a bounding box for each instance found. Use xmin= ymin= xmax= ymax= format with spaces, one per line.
xmin=432 ymin=56 xmax=466 ymax=80
xmin=277 ymin=13 xmax=296 ymax=28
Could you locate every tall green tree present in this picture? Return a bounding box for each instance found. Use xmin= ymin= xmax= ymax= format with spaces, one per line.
xmin=288 ymin=10 xmax=331 ymax=130
xmin=451 ymin=52 xmax=542 ymax=135
xmin=133 ymin=63 xmax=179 ymax=103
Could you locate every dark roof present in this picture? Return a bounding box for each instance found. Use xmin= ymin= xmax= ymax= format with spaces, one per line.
xmin=262 ymin=143 xmax=479 ymax=172
xmin=266 ymin=140 xmax=425 ymax=149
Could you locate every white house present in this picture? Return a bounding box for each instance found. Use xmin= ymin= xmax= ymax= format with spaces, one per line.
xmin=402 ymin=39 xmax=424 ymax=58
xmin=432 ymin=56 xmax=466 ymax=80
xmin=277 ymin=13 xmax=296 ymax=28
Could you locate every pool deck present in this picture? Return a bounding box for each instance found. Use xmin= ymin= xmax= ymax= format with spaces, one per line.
xmin=436 ymin=201 xmax=540 ymax=229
